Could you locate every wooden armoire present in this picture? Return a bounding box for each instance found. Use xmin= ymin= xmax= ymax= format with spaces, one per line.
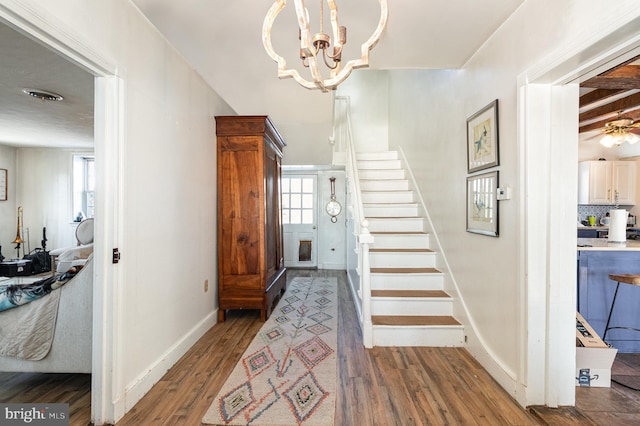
xmin=215 ymin=116 xmax=287 ymax=322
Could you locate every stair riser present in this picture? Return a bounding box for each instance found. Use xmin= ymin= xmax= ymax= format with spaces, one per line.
xmin=370 ymin=252 xmax=436 ymax=268
xmin=360 ymin=180 xmax=409 ymax=191
xmin=371 ymin=299 xmax=453 ymax=316
xmin=367 ymin=218 xmax=424 ymax=233
xmin=359 ymin=169 xmax=405 ymax=180
xmin=372 ymin=326 xmax=464 ymax=347
xmin=364 ymin=205 xmax=419 ymax=217
xmin=361 ymin=192 xmax=414 ymax=203
xmin=357 ymin=160 xmax=402 ymax=170
xmin=371 ymin=234 xmax=430 ymax=249
xmin=356 ymin=151 xmax=399 ymax=161
xmin=371 ymin=273 xmax=444 ymax=290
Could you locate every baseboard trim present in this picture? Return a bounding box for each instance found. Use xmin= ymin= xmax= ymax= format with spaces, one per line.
xmin=346 ymin=269 xmax=363 ymax=328
xmin=122 ymin=311 xmax=217 ymax=413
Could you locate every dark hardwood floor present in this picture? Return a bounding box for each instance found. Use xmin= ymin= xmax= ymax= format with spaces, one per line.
xmin=2 ymin=269 xmax=640 ymax=425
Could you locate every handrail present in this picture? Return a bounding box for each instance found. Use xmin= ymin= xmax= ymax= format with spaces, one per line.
xmin=333 ymin=95 xmax=374 ymax=347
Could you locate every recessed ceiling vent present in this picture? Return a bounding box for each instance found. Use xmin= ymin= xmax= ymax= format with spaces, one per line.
xmin=21 ymin=88 xmax=64 ymax=102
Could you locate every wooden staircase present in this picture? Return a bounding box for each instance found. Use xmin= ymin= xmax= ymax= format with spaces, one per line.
xmin=358 ymin=151 xmax=464 ymax=347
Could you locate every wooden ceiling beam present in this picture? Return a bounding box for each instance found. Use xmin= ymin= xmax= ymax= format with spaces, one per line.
xmin=580 ymin=109 xmax=640 ymax=133
xmin=582 ymin=65 xmax=640 ymax=90
xmin=579 ymin=89 xmax=626 ymax=108
xmin=579 ymin=92 xmax=640 ymax=122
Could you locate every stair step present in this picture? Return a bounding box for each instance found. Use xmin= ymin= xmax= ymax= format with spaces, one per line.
xmin=371 ymin=291 xmax=453 ymax=316
xmin=371 ymin=267 xmax=439 ymax=273
xmin=357 ymin=159 xmax=401 ymax=170
xmin=371 ymin=290 xmax=449 ymax=298
xmin=370 ymin=248 xmax=433 ymax=253
xmin=360 ymin=180 xmax=409 ymax=191
xmin=359 ymin=169 xmax=405 ymax=180
xmin=356 ymin=151 xmax=399 ymax=161
xmin=370 ymin=232 xmax=430 ymax=249
xmin=371 ymin=267 xmax=444 ymax=291
xmin=361 ymin=190 xmax=415 ymax=203
xmin=372 ymin=316 xmax=464 ymax=346
xmin=364 ymin=203 xmax=419 ymax=217
xmin=367 ymin=217 xmax=424 ymax=232
xmin=370 ymin=249 xmax=435 ymax=268
xmin=372 ymin=315 xmax=461 ymax=326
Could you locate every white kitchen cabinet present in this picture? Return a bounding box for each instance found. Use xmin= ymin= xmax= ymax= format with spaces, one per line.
xmin=578 ymin=160 xmax=636 ymax=205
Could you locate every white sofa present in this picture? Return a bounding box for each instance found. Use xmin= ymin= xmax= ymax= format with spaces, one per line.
xmin=0 ymin=254 xmax=93 ymax=373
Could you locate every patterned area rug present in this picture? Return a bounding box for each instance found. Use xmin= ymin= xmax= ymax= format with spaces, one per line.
xmin=203 ymin=276 xmax=337 ymax=426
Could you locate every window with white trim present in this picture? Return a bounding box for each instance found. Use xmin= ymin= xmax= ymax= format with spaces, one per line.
xmin=281 ymin=177 xmax=314 ymax=224
xmin=73 ymin=155 xmax=95 ymax=220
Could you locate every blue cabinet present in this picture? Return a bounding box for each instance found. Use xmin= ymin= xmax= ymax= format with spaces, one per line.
xmin=578 ymin=250 xmax=640 ymax=353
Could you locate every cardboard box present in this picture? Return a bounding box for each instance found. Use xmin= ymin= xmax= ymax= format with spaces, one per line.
xmin=575 ymin=312 xmax=618 ymax=387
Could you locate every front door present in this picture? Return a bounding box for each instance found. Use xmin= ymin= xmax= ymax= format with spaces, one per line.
xmin=282 ymin=174 xmax=318 ymax=268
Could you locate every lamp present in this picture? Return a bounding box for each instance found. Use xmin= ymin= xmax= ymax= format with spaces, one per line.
xmin=262 ymin=0 xmax=388 ymax=92
xmin=599 ymin=117 xmax=640 ymax=147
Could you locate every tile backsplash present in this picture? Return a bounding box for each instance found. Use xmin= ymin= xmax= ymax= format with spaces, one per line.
xmin=578 ymin=205 xmax=635 ymax=224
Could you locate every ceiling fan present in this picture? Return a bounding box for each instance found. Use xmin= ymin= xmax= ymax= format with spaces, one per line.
xmin=597 ymin=113 xmax=640 ymax=147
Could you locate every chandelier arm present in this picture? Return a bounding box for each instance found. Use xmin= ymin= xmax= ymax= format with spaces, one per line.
xmin=321 ymin=0 xmax=388 ymax=88
xmin=263 ymin=0 xmax=388 ymax=91
xmin=326 ymin=0 xmax=342 ymax=76
xmin=294 ymin=0 xmax=315 ymax=61
xmin=322 ymin=51 xmax=339 ymax=69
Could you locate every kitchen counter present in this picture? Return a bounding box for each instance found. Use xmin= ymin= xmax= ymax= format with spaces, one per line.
xmin=578 ymin=238 xmax=640 ymax=251
xmin=578 ymin=247 xmax=640 ymax=353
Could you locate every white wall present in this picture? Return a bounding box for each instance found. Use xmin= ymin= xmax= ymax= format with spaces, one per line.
xmin=339 ymin=0 xmax=640 ymax=407
xmin=338 ymin=70 xmax=389 ymax=152
xmin=317 ymin=169 xmax=346 ymax=269
xmin=15 ymin=148 xmax=92 ymax=251
xmin=3 ymin=0 xmax=235 ymax=420
xmin=280 ymin=121 xmax=335 ymax=166
xmin=0 ymin=144 xmax=17 ymax=255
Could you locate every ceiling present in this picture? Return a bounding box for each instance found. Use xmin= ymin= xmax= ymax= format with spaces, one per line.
xmin=579 ymin=58 xmax=640 ymax=140
xmin=5 ymin=2 xmax=640 ymax=152
xmin=0 ymin=23 xmax=94 ymax=149
xmin=0 ymin=1 xmax=527 ymax=150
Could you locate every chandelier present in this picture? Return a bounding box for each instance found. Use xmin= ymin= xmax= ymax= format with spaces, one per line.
xmin=262 ymin=0 xmax=389 ymax=92
xmin=599 ymin=117 xmax=640 ymax=147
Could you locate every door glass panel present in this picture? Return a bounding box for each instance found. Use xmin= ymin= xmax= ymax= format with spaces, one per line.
xmin=291 ymin=178 xmax=301 ymax=193
xmin=302 ymin=178 xmax=314 ymax=193
xmin=291 ymin=193 xmax=302 ymax=209
xmin=282 ymin=176 xmax=315 ymax=225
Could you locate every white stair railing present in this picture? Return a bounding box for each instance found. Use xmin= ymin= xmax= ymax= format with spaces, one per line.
xmin=333 ymin=95 xmax=374 ymax=348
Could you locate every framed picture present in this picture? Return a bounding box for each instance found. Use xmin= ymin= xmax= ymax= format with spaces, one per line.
xmin=467 ymin=99 xmax=499 ymax=173
xmin=467 ymin=171 xmax=499 ymax=237
xmin=0 ymin=169 xmax=6 ymax=201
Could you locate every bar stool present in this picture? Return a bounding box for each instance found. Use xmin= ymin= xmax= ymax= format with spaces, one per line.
xmin=604 ymin=274 xmax=640 ymax=342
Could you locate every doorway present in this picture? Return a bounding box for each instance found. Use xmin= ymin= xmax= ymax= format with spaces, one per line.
xmin=282 ymin=173 xmax=319 ymax=268
xmin=0 ymin=5 xmax=123 ymax=424
xmin=519 ymin=23 xmax=640 ymax=407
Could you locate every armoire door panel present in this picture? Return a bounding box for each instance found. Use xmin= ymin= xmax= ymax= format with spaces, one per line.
xmin=220 ymin=218 xmax=260 ymax=275
xmin=220 ymin=151 xmax=261 ymax=218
